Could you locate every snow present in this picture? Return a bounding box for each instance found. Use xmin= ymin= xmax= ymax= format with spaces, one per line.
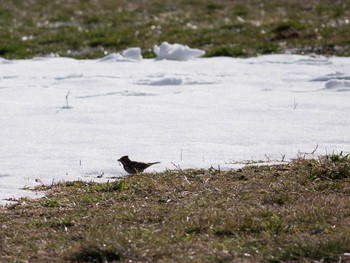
xmin=325 ymin=79 xmax=350 ymax=91
xmin=122 ymin=47 xmax=142 ymax=61
xmin=99 ymin=47 xmax=142 ymax=62
xmin=153 ymin=42 xmax=205 ymax=61
xmin=1 ymin=50 xmax=350 ymax=205
xmin=138 ymin=77 xmax=184 ymax=86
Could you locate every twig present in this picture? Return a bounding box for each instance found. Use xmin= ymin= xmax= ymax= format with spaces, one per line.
xmin=311 ymin=143 xmax=318 ymax=154
xmin=51 ymin=179 xmax=55 ymax=188
xmin=264 ymin=155 xmax=271 ymax=162
xmin=299 ymin=143 xmax=319 ymax=156
xmin=293 ymin=97 xmax=298 ymax=110
xmin=208 ymin=165 xmax=221 ymax=173
xmin=281 ymin=154 xmax=286 ymax=162
xmin=65 ymin=90 xmax=71 ymax=108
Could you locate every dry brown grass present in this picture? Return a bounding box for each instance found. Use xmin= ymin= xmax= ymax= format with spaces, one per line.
xmin=1 ymin=155 xmax=350 ymax=262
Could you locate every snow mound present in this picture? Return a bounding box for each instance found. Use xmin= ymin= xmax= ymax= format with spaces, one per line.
xmin=122 ymin=47 xmax=142 ymax=61
xmin=246 ymin=54 xmax=331 ymax=65
xmin=75 ymin=90 xmax=154 ymax=98
xmin=137 ymin=76 xmax=217 ymax=86
xmin=325 ymin=79 xmax=350 ymax=91
xmin=100 ymin=47 xmax=142 ymax=62
xmin=55 ymin=73 xmax=83 ymax=80
xmin=99 ymin=53 xmax=124 ymax=62
xmin=138 ymin=77 xmax=183 ymax=86
xmin=149 ymin=77 xmax=183 ymax=86
xmin=311 ymin=72 xmax=350 ymax=82
xmin=153 ymin=42 xmax=205 ymax=61
xmin=0 ymin=58 xmax=13 ymax=64
xmin=294 ymin=57 xmax=331 ymax=65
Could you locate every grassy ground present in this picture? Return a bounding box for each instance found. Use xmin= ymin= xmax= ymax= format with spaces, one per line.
xmin=1 ymin=0 xmax=350 ymax=59
xmin=1 ymin=154 xmax=350 ymax=262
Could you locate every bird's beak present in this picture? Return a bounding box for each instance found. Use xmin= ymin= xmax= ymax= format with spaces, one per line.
xmin=117 ymin=159 xmax=121 ymax=166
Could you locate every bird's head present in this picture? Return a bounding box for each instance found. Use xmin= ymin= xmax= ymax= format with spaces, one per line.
xmin=118 ymin=155 xmax=130 ymax=164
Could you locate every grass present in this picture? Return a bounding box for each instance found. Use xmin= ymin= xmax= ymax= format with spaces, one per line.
xmin=1 ymin=154 xmax=350 ymax=262
xmin=1 ymin=0 xmax=350 ymax=59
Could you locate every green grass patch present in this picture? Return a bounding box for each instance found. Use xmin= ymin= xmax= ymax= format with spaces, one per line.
xmin=1 ymin=0 xmax=350 ymax=58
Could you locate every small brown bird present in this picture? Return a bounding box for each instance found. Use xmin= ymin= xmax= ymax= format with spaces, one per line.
xmin=118 ymin=156 xmax=160 ymax=174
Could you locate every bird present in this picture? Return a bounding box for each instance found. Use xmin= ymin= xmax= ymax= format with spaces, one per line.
xmin=117 ymin=155 xmax=160 ymax=174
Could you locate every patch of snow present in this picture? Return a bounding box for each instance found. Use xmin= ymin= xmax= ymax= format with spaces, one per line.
xmin=138 ymin=77 xmax=183 ymax=86
xmin=311 ymin=71 xmax=350 ymax=81
xmin=100 ymin=47 xmax=142 ymax=62
xmin=99 ymin=53 xmax=124 ymax=62
xmin=246 ymin=54 xmax=332 ymax=65
xmin=0 ymin=58 xmax=13 ymax=64
xmin=122 ymin=47 xmax=142 ymax=61
xmin=0 ymin=53 xmax=350 ymax=204
xmin=153 ymin=42 xmax=205 ymax=61
xmin=325 ymin=79 xmax=350 ymax=91
xmin=137 ymin=75 xmax=217 ymax=86
xmin=55 ymin=73 xmax=84 ymax=80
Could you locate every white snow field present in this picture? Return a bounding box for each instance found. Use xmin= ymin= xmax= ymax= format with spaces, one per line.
xmin=1 ymin=45 xmax=350 ymax=204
